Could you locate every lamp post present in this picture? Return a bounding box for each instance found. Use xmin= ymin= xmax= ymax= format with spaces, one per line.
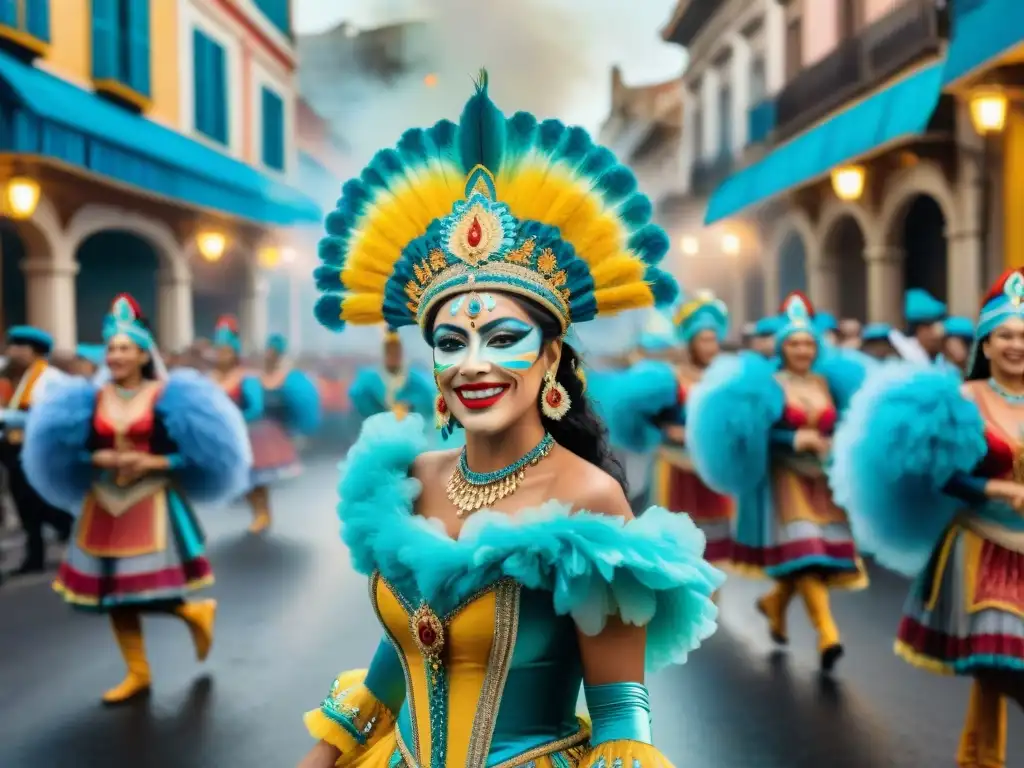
xmin=830 ymin=165 xmax=865 ymax=202
xmin=968 ymin=89 xmax=1008 ymax=291
xmin=0 ymin=176 xmax=42 ymax=333
xmin=196 ymin=231 xmax=227 ymax=263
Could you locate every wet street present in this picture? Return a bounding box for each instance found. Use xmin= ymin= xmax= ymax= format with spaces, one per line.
xmin=1 ymin=455 xmax=1022 ymax=768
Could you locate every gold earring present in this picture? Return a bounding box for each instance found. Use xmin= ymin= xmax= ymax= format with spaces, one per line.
xmin=540 ymin=368 xmax=571 ymax=421
xmin=434 ymin=393 xmax=451 ymax=431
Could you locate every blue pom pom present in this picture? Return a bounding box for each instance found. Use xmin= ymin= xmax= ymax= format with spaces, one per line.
xmin=537 ymin=119 xmax=566 ymax=153
xmin=630 ymin=225 xmax=670 ymax=265
xmin=318 ymin=236 xmax=346 ymax=266
xmin=646 ymin=267 xmax=679 ymax=308
xmin=314 ymin=264 xmax=343 ymax=292
xmin=314 ymin=294 xmax=346 ymax=332
xmin=596 ymin=166 xmax=638 ymax=204
xmin=580 ymin=147 xmax=616 ymax=179
xmin=324 ymin=210 xmax=353 ymax=238
xmin=556 ymin=126 xmax=592 ymax=166
xmin=618 ymin=193 xmax=653 ymax=229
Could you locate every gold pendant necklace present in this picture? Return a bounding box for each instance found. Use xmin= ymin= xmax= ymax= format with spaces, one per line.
xmin=446 ymin=434 xmax=555 ymax=518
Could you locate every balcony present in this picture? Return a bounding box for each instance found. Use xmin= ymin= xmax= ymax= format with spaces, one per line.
xmin=774 ymin=0 xmax=947 ymax=142
xmin=663 ymin=0 xmax=717 ymax=48
xmin=690 ymin=152 xmax=735 ymax=197
xmin=747 ymin=98 xmax=776 ymax=145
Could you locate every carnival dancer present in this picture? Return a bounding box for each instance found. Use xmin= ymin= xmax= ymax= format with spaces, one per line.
xmin=21 ymin=294 xmax=250 ymax=704
xmin=687 ymin=291 xmax=869 ymax=672
xmin=349 ymin=327 xmax=434 ymax=422
xmin=944 ymin=315 xmax=976 ymax=374
xmin=831 ymin=268 xmax=1024 ymax=768
xmin=298 ymin=71 xmax=722 ymax=768
xmin=247 ymin=333 xmax=322 ymax=533
xmin=890 ymin=287 xmax=947 ymax=364
xmin=209 ymin=316 xmax=267 ymax=533
xmin=861 ymin=323 xmax=898 ymax=360
xmin=749 ymin=315 xmax=782 ymax=357
xmin=0 ymin=325 xmax=72 ymax=574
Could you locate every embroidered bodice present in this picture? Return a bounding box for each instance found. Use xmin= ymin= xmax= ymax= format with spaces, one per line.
xmin=777 ymin=374 xmax=837 ymax=435
xmin=92 ymin=385 xmax=162 ymax=453
xmin=968 ymin=381 xmax=1024 ymax=482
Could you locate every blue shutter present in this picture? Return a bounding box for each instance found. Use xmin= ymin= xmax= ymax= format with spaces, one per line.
xmin=210 ymin=39 xmax=227 ymax=144
xmin=261 ymin=86 xmax=284 ymax=170
xmin=193 ymin=29 xmax=209 ymax=137
xmin=91 ymin=0 xmax=119 ymax=80
xmin=126 ymin=0 xmax=150 ymax=96
xmin=0 ymin=0 xmax=16 ymax=27
xmin=25 ymin=0 xmax=50 ymax=41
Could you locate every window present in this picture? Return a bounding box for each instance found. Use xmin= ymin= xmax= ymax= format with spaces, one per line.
xmin=0 ymin=0 xmax=49 ymax=55
xmin=254 ymin=0 xmax=290 ymax=38
xmin=92 ymin=0 xmax=150 ymax=103
xmin=785 ymin=18 xmax=803 ymax=81
xmin=193 ymin=29 xmax=228 ymax=145
xmin=718 ymin=84 xmax=732 ymax=156
xmin=749 ymin=55 xmax=767 ymax=104
xmin=837 ymin=0 xmax=863 ymax=40
xmin=261 ymin=86 xmax=285 ymax=171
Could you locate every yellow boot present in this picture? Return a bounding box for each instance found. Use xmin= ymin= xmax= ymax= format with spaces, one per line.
xmin=103 ymin=611 xmax=151 ymax=704
xmin=796 ymin=575 xmax=843 ymax=671
xmin=976 ymin=683 xmax=1007 ymax=768
xmin=174 ymin=599 xmax=218 ymax=662
xmin=247 ymin=487 xmax=271 ymax=534
xmin=957 ymin=680 xmax=981 ymax=767
xmin=756 ymin=578 xmax=796 ymax=645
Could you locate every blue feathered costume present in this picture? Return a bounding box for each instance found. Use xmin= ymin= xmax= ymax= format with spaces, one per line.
xmin=687 ymin=291 xmax=872 ymax=672
xmin=301 ymin=73 xmax=722 ymax=768
xmin=831 ymin=269 xmax=1024 ymax=767
xmin=23 ymin=294 xmax=251 ymax=704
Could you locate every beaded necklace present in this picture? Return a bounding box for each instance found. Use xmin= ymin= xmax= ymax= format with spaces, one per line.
xmin=988 ymin=377 xmax=1024 ymax=405
xmin=447 ymin=433 xmax=554 ymax=518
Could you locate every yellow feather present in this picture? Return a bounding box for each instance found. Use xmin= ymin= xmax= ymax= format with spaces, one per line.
xmin=341 ymin=266 xmax=388 ymax=293
xmin=594 ymin=283 xmax=654 ymax=315
xmin=589 ymin=256 xmax=646 ymax=289
xmin=340 ymin=293 xmax=385 ymax=324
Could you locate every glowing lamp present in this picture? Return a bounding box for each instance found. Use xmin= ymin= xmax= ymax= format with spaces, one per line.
xmin=831 ymin=165 xmax=865 ymax=202
xmin=5 ymin=177 xmax=40 ymax=220
xmin=424 ymin=73 xmax=438 ymax=87
xmin=970 ymin=91 xmax=1008 ymax=135
xmin=259 ymin=246 xmax=281 ymax=270
xmin=721 ymin=233 xmax=741 ymax=255
xmin=680 ymin=236 xmax=699 ymax=256
xmin=197 ymin=231 xmax=227 ymax=262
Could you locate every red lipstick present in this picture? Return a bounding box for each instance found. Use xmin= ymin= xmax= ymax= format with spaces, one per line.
xmin=454 ymin=382 xmax=510 ymax=410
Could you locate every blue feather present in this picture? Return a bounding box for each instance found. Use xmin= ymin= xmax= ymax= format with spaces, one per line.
xmin=280 ymin=369 xmax=323 ymax=436
xmin=505 ymin=111 xmax=538 ymax=158
xmin=157 ymin=370 xmax=252 ymax=504
xmin=349 ymin=367 xmax=388 ymax=419
xmin=537 ymin=119 xmax=566 ymax=154
xmin=314 ymin=294 xmax=346 ymax=332
xmin=369 ymin=149 xmax=405 ymax=188
xmin=814 ymin=345 xmax=877 ymax=413
xmin=630 ymin=225 xmax=670 ymax=265
xmin=457 ymin=69 xmax=506 ymax=174
xmin=337 ymin=412 xmax=723 ymax=671
xmin=596 ymin=166 xmax=638 ymax=204
xmin=314 ymin=264 xmax=343 ymax=292
xmin=829 ymin=362 xmax=986 ymax=576
xmin=618 ymin=193 xmax=653 ymax=230
xmin=324 ymin=210 xmax=352 ymax=238
xmin=397 ymin=128 xmax=431 ymax=167
xmin=555 ymin=126 xmax=593 ymax=167
xmin=239 ymin=376 xmax=264 ymax=423
xmin=686 ymin=352 xmax=785 ymax=495
xmin=600 ymin=361 xmax=679 ymax=452
xmin=318 ymin=236 xmax=347 ymax=266
xmin=646 ymin=267 xmax=679 ymax=308
xmin=579 ymin=147 xmax=616 ymax=179
xmin=22 ymin=377 xmax=99 ymax=513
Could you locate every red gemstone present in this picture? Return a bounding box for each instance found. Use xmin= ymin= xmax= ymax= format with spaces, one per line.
xmin=467 ymin=217 xmax=483 ymax=247
xmin=437 ymin=397 xmax=447 ymax=414
xmin=417 ymin=621 xmax=437 ymax=647
xmin=546 ymin=389 xmax=562 ymax=406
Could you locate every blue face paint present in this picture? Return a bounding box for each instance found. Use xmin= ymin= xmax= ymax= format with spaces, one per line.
xmin=432 ymin=317 xmax=542 ymax=374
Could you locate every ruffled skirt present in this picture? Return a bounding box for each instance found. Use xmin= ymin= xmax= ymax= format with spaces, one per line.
xmin=653 ymin=447 xmax=733 ymax=564
xmin=54 ymin=486 xmax=213 ymax=611
xmin=248 ymin=418 xmax=301 ymax=487
xmin=731 ymin=464 xmax=866 ymax=588
xmin=896 ymin=523 xmax=1024 ymax=675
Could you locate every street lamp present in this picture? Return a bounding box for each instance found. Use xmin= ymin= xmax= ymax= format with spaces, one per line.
xmin=5 ymin=177 xmax=40 ymax=219
xmin=970 ymin=91 xmax=1008 ymax=134
xmin=722 ymin=233 xmax=741 ymax=255
xmin=196 ymin=231 xmax=227 ymax=262
xmin=831 ymin=165 xmax=865 ymax=202
xmin=967 ymin=89 xmax=1009 ymax=291
xmin=680 ymin=236 xmax=699 ymax=256
xmin=258 ymin=245 xmax=281 ymax=270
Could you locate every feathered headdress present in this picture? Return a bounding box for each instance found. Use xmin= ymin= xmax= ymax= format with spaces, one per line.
xmin=967 ymin=268 xmax=1024 ymax=378
xmin=213 ymin=314 xmax=241 ymax=353
xmin=774 ymin=291 xmax=818 ymax=352
xmin=674 ymin=289 xmax=728 ymax=344
xmin=103 ymin=293 xmax=154 ymax=350
xmin=313 ymin=70 xmax=677 ymax=339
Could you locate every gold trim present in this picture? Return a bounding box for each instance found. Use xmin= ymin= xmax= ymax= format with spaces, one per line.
xmin=371 ymin=572 xmax=421 ymax=762
xmin=76 ymin=490 xmax=168 ymax=558
xmin=92 ymin=78 xmax=153 ymax=113
xmin=489 ymin=727 xmax=590 ymax=768
xmin=465 ymin=581 xmax=521 ymax=768
xmin=0 ymin=24 xmax=48 ymax=57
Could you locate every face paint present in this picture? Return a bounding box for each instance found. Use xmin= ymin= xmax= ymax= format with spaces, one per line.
xmin=432 ymin=317 xmax=542 ymax=374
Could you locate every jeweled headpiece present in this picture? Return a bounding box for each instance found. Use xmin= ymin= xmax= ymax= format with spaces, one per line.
xmin=774 ymin=291 xmax=819 ymax=352
xmin=675 ymin=290 xmax=728 ymax=344
xmin=213 ymin=315 xmax=241 ymax=353
xmin=968 ymin=269 xmax=1024 ymax=378
xmin=313 ymin=70 xmax=677 ymax=339
xmin=103 ymin=294 xmax=154 ymax=351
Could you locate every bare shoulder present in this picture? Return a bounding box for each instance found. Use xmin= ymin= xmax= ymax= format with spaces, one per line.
xmin=549 ymin=448 xmax=633 ymax=520
xmin=961 ymin=379 xmax=983 ymax=400
xmin=411 ymin=448 xmax=460 ymax=482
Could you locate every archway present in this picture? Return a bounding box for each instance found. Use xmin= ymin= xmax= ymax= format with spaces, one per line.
xmin=777 ymin=230 xmax=808 ymax=301
xmin=823 ymin=215 xmax=867 ymax=320
xmin=0 ymin=223 xmax=29 ymax=329
xmin=900 ymin=194 xmax=947 ymax=303
xmin=75 ymin=231 xmax=160 ymax=342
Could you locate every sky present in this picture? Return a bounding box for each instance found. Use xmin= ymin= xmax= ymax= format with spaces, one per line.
xmin=293 ymin=0 xmax=685 ymax=134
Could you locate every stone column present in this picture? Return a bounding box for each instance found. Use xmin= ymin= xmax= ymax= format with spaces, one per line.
xmin=946 ymin=227 xmax=984 ymax=318
xmin=21 ymin=257 xmax=78 ymax=351
xmin=808 ymin=256 xmax=839 ymax=313
xmin=763 ymin=0 xmax=786 ymax=94
xmin=701 ymin=69 xmax=721 ymax=161
xmin=157 ymin=270 xmax=194 ymax=352
xmin=728 ymin=33 xmax=752 ymax=152
xmin=239 ymin=265 xmax=269 ymax=354
xmin=864 ymin=246 xmax=904 ymax=324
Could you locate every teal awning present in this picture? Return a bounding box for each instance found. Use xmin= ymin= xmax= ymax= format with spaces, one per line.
xmin=705 ymin=62 xmax=943 ymax=225
xmin=0 ymin=51 xmax=322 ymax=227
xmin=944 ymin=0 xmax=1024 ymax=86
